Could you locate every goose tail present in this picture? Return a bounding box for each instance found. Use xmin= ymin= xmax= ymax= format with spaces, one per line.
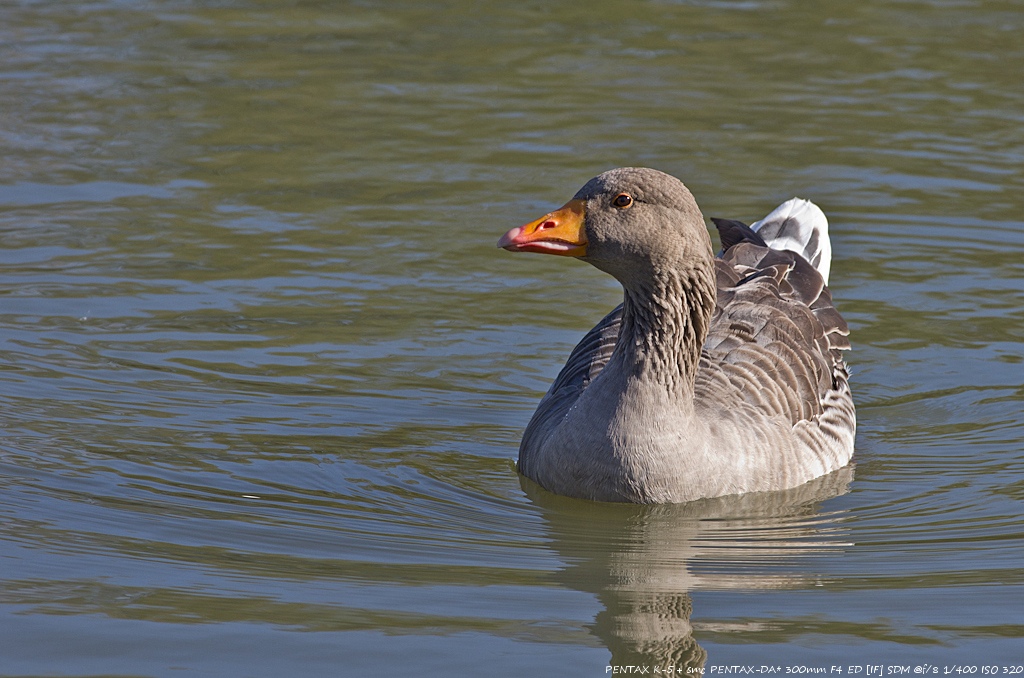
xmin=751 ymin=198 xmax=833 ymax=284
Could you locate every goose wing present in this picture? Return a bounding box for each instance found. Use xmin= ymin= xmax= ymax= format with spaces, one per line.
xmin=520 ymin=304 xmax=622 ymax=454
xmin=700 ymin=215 xmax=850 ymax=428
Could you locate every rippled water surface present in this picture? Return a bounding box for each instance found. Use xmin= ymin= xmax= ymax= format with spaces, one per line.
xmin=1 ymin=1 xmax=1023 ymax=675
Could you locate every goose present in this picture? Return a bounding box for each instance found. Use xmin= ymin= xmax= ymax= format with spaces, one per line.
xmin=499 ymin=167 xmax=855 ymax=503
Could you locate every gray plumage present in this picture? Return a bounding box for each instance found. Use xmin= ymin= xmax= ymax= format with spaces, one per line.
xmin=507 ymin=168 xmax=855 ymax=504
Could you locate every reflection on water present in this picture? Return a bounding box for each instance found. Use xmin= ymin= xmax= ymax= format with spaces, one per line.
xmin=525 ymin=468 xmax=855 ymax=669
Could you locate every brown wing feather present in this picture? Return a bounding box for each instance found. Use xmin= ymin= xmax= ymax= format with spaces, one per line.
xmin=699 ymin=241 xmax=850 ymax=426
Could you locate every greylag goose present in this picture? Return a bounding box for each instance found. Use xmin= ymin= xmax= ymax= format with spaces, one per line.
xmin=499 ymin=167 xmax=855 ymax=503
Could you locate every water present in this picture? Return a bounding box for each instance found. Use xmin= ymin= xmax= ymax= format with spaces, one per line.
xmin=1 ymin=1 xmax=1022 ymax=675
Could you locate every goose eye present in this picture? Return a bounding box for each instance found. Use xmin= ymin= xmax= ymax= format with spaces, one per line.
xmin=612 ymin=193 xmax=633 ymax=209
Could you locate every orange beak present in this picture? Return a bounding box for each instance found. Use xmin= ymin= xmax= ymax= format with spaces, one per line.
xmin=497 ymin=199 xmax=587 ymax=257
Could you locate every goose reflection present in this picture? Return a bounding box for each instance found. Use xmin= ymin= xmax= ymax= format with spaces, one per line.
xmin=521 ymin=466 xmax=855 ymax=670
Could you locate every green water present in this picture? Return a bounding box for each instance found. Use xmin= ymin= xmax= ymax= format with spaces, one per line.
xmin=1 ymin=1 xmax=1022 ymax=675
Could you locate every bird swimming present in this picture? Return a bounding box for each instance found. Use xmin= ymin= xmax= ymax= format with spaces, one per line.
xmin=499 ymin=167 xmax=855 ymax=503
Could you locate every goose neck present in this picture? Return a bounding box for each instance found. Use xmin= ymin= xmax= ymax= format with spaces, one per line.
xmin=615 ymin=262 xmax=715 ymax=393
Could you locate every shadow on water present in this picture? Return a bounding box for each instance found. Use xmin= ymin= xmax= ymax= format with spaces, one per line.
xmin=520 ymin=466 xmax=856 ymax=670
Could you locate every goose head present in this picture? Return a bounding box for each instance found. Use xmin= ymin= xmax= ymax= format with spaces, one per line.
xmin=498 ymin=167 xmax=712 ymax=288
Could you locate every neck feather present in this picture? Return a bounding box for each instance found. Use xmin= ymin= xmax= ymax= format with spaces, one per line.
xmin=615 ymin=260 xmax=716 ymax=392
